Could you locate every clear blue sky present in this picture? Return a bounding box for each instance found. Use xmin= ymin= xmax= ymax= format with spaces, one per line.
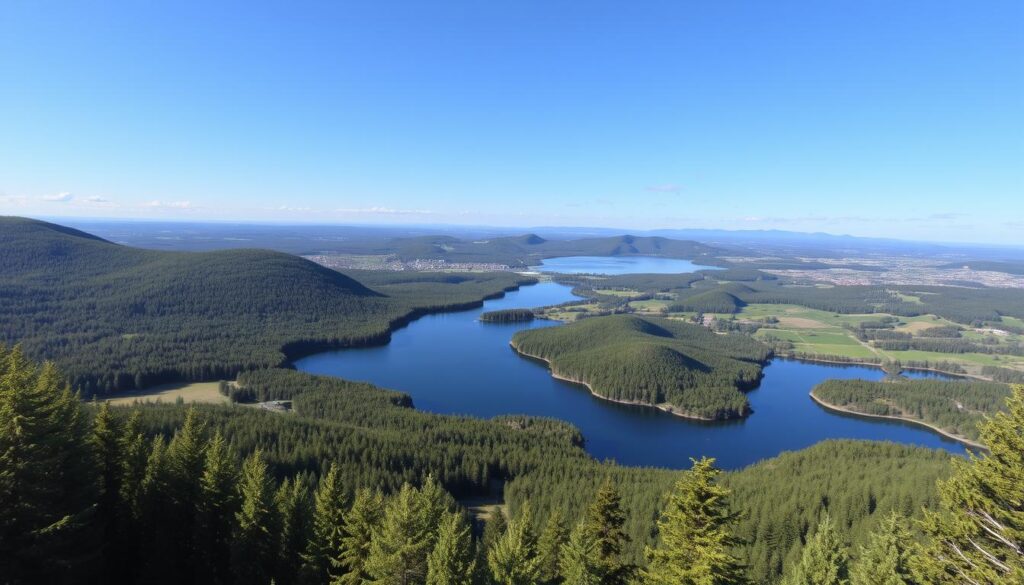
xmin=1 ymin=1 xmax=1021 ymax=243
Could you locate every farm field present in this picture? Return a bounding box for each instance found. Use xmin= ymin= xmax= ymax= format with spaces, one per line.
xmin=104 ymin=381 xmax=230 ymax=406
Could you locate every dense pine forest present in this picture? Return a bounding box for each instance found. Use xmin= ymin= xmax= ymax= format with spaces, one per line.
xmin=0 ymin=217 xmax=533 ymax=395
xmin=511 ymin=314 xmax=770 ymax=419
xmin=811 ymin=378 xmax=1011 ymax=442
xmin=4 ymin=347 xmax=1023 ymax=584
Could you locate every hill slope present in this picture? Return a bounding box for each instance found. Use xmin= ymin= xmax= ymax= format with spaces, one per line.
xmin=511 ymin=314 xmax=771 ymax=419
xmin=0 ymin=217 xmax=531 ymax=393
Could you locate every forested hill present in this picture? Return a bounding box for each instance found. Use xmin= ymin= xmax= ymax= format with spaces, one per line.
xmin=811 ymin=378 xmax=1010 ymax=443
xmin=0 ymin=217 xmax=533 ymax=395
xmin=511 ymin=314 xmax=771 ymax=420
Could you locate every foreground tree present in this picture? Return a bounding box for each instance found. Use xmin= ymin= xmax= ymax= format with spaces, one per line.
xmin=783 ymin=514 xmax=850 ymax=585
xmin=583 ymin=478 xmax=635 ymax=584
xmin=196 ymin=432 xmax=240 ymax=585
xmin=916 ymin=384 xmax=1024 ymax=584
xmin=642 ymin=457 xmax=746 ymax=585
xmin=850 ymin=512 xmax=916 ymax=585
xmin=0 ymin=346 xmax=98 ymax=584
xmin=303 ymin=463 xmax=348 ymax=584
xmin=426 ymin=510 xmax=476 ymax=585
xmin=537 ymin=510 xmax=570 ymax=583
xmin=231 ymin=450 xmax=279 ymax=585
xmin=366 ymin=482 xmax=434 ymax=585
xmin=488 ymin=504 xmax=542 ymax=585
xmin=336 ymin=488 xmax=385 ymax=585
xmin=560 ymin=521 xmax=603 ymax=585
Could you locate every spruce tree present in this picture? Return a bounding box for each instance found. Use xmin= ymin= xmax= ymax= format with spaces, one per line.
xmin=481 ymin=509 xmax=508 ymax=553
xmin=336 ymin=488 xmax=385 ymax=585
xmin=642 ymin=457 xmax=746 ymax=585
xmin=426 ymin=510 xmax=476 ymax=585
xmin=850 ymin=512 xmax=916 ymax=585
xmin=231 ymin=450 xmax=279 ymax=585
xmin=366 ymin=482 xmax=434 ymax=585
xmin=275 ymin=475 xmax=312 ymax=585
xmin=91 ymin=401 xmax=124 ymax=582
xmin=537 ymin=510 xmax=570 ymax=583
xmin=0 ymin=347 xmax=98 ymax=584
xmin=783 ymin=514 xmax=850 ymax=585
xmin=583 ymin=478 xmax=634 ymax=584
xmin=165 ymin=406 xmax=209 ymax=580
xmin=303 ymin=463 xmax=348 ymax=584
xmin=196 ymin=432 xmax=240 ymax=585
xmin=916 ymin=384 xmax=1024 ymax=584
xmin=487 ymin=503 xmax=542 ymax=585
xmin=559 ymin=521 xmax=603 ymax=585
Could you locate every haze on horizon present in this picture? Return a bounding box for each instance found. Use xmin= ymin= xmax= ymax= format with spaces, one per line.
xmin=1 ymin=1 xmax=1021 ymax=244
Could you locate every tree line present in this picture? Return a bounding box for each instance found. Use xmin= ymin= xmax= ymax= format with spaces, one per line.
xmin=4 ymin=345 xmax=1022 ymax=584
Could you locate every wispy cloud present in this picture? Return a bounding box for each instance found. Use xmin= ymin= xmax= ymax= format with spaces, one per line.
xmin=43 ymin=191 xmax=73 ymax=202
xmin=85 ymin=195 xmax=109 ymax=203
xmin=146 ymin=200 xmax=192 ymax=209
xmin=928 ymin=212 xmax=968 ymax=221
xmin=334 ymin=206 xmax=434 ymax=215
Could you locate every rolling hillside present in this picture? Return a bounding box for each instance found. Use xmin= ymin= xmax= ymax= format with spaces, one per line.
xmin=511 ymin=314 xmax=771 ymax=419
xmin=0 ymin=217 xmax=531 ymax=394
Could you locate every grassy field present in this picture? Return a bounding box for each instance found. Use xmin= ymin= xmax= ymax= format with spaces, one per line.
xmin=104 ymin=381 xmax=230 ymax=406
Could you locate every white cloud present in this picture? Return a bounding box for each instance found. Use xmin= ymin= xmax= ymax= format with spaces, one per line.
xmin=334 ymin=206 xmax=434 ymax=215
xmin=146 ymin=200 xmax=192 ymax=209
xmin=85 ymin=195 xmax=109 ymax=203
xmin=43 ymin=191 xmax=73 ymax=202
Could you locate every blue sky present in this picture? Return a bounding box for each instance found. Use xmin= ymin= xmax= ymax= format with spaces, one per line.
xmin=1 ymin=1 xmax=1021 ymax=243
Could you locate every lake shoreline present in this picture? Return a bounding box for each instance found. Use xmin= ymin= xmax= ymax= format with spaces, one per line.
xmin=509 ymin=340 xmax=722 ymax=422
xmin=808 ymin=391 xmax=986 ymax=450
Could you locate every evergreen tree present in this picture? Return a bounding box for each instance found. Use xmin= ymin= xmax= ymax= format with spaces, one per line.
xmin=231 ymin=450 xmax=279 ymax=585
xmin=366 ymin=482 xmax=434 ymax=585
xmin=91 ymin=401 xmax=124 ymax=581
xmin=583 ymin=478 xmax=634 ymax=584
xmin=487 ymin=504 xmax=542 ymax=585
xmin=783 ymin=514 xmax=850 ymax=585
xmin=336 ymin=488 xmax=385 ymax=585
xmin=303 ymin=463 xmax=348 ymax=584
xmin=275 ymin=475 xmax=312 ymax=585
xmin=642 ymin=457 xmax=746 ymax=585
xmin=481 ymin=509 xmax=508 ymax=553
xmin=426 ymin=510 xmax=476 ymax=585
xmin=0 ymin=346 xmax=98 ymax=584
xmin=117 ymin=409 xmax=148 ymax=582
xmin=559 ymin=521 xmax=603 ymax=585
xmin=196 ymin=432 xmax=240 ymax=585
xmin=165 ymin=406 xmax=209 ymax=581
xmin=916 ymin=384 xmax=1024 ymax=584
xmin=850 ymin=512 xmax=916 ymax=585
xmin=537 ymin=510 xmax=570 ymax=583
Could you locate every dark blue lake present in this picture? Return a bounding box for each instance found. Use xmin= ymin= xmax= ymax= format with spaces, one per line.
xmin=295 ymin=281 xmax=970 ymax=470
xmin=531 ymin=255 xmax=722 ymax=275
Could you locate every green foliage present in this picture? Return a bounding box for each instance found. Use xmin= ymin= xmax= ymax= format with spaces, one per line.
xmin=783 ymin=515 xmax=850 ymax=585
xmin=0 ymin=345 xmax=97 ymax=584
xmin=916 ymin=385 xmax=1024 ymax=584
xmin=668 ymin=290 xmax=746 ymax=314
xmin=197 ymin=432 xmax=241 ymax=585
xmin=849 ymin=512 xmax=916 ymax=585
xmin=426 ymin=511 xmax=476 ymax=585
xmin=304 ymin=463 xmax=348 ymax=583
xmin=365 ymin=482 xmax=435 ymax=585
xmin=488 ymin=504 xmax=542 ymax=585
xmin=336 ymin=488 xmax=385 ymax=585
xmin=537 ymin=510 xmax=570 ymax=583
xmin=512 ymin=314 xmax=770 ymax=419
xmin=582 ymin=479 xmax=635 ymax=584
xmin=560 ymin=521 xmax=604 ymax=585
xmin=480 ymin=308 xmax=536 ymax=323
xmin=812 ymin=379 xmax=1010 ymax=441
xmin=232 ymin=450 xmax=279 ymax=585
xmin=642 ymin=458 xmax=746 ymax=585
xmin=275 ymin=476 xmax=312 ymax=585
